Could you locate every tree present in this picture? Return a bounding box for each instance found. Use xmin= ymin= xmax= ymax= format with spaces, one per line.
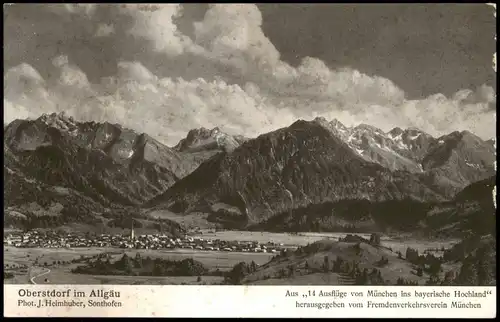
xmin=250 ymin=261 xmax=258 ymax=273
xmin=349 ymin=262 xmax=359 ymax=279
xmin=456 ymin=260 xmax=479 ymax=286
xmin=406 ymin=247 xmax=419 ymax=263
xmin=322 ymin=256 xmax=330 ymax=272
xmin=134 ymin=253 xmax=143 ymax=269
xmin=152 ymin=262 xmax=164 ymax=276
xmin=4 ymin=272 xmax=14 ymax=280
xmin=305 ymin=261 xmax=309 ymax=271
xmin=227 ymin=262 xmax=248 ymax=285
xmin=354 ymin=243 xmax=362 ymax=256
xmin=333 ymin=256 xmax=344 ymax=273
xmin=356 ymin=268 xmax=369 ymax=285
xmin=369 ymin=233 xmax=381 ymax=246
xmin=116 ymin=254 xmax=133 ymax=273
xmin=476 ymin=247 xmax=495 ymax=286
xmin=428 ymin=261 xmax=442 ymax=276
xmin=197 ymin=276 xmax=202 ymax=283
xmin=416 ymin=267 xmax=423 ymax=277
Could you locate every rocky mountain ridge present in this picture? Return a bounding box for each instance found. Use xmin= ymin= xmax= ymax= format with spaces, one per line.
xmin=312 ymin=117 xmax=495 ymax=184
xmin=4 ymin=114 xmax=495 ymax=233
xmin=147 ymin=118 xmax=495 ymax=230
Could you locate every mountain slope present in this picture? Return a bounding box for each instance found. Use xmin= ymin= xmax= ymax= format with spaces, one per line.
xmin=423 ymin=176 xmax=496 ymax=238
xmin=5 ymin=142 xmax=184 ymax=235
xmin=147 ymin=119 xmax=450 ymax=228
xmin=422 ymin=131 xmax=495 ymax=189
xmin=313 ymin=117 xmax=434 ymax=173
xmin=4 ymin=113 xmax=191 ymax=206
xmin=173 ymin=126 xmax=248 ymax=175
xmin=313 ymin=117 xmax=495 ymax=190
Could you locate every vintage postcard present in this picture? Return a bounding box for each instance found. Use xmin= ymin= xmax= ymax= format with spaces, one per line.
xmin=3 ymin=3 xmax=497 ymax=318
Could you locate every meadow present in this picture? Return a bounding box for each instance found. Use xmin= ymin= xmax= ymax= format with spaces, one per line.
xmin=4 ymin=230 xmax=459 ymax=285
xmin=4 ymin=246 xmax=273 ymax=285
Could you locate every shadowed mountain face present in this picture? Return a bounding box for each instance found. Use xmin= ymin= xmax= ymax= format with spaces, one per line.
xmin=421 ymin=131 xmax=496 ymax=188
xmin=147 ymin=118 xmax=495 ymax=230
xmin=423 ymin=176 xmax=496 ymax=238
xmin=148 ymin=119 xmax=481 ymax=227
xmin=251 ymin=176 xmax=496 ymax=237
xmin=4 ymin=113 xmax=190 ymax=206
xmin=4 ymin=114 xmax=495 ymax=233
xmin=3 ymin=113 xmax=248 ymax=231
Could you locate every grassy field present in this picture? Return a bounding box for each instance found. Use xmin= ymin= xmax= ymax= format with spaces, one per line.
xmin=243 ymin=240 xmax=457 ymax=286
xmin=4 ymin=246 xmax=274 ymax=270
xmin=4 ymin=246 xmax=273 ymax=285
xmin=192 ymin=230 xmax=323 ymax=246
xmin=191 ymin=230 xmax=459 ymax=253
xmin=28 ymin=267 xmax=225 ymax=285
xmin=4 ymin=246 xmax=115 ymax=267
xmin=110 ymin=249 xmax=274 ymax=270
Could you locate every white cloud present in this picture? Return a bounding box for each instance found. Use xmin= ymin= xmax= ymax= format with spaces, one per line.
xmin=4 ymin=61 xmax=297 ymax=145
xmin=4 ymin=4 xmax=496 ymax=144
xmin=51 ymin=55 xmax=91 ymax=89
xmin=3 ymin=100 xmax=35 ymax=125
xmin=121 ymin=4 xmax=194 ymax=56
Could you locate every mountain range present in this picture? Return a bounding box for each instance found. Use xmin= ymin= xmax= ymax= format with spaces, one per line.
xmin=3 ymin=112 xmax=496 ymax=237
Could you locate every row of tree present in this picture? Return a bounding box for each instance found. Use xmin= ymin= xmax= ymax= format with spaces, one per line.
xmin=72 ymin=253 xmax=208 ymax=277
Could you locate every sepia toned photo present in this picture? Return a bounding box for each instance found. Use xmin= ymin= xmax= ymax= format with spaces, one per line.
xmin=3 ymin=3 xmax=496 ymax=292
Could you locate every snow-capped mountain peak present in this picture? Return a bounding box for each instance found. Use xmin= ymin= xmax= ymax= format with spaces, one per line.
xmin=174 ymin=127 xmax=246 ymax=153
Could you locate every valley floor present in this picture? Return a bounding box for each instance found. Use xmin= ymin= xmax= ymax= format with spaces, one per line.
xmin=3 ymin=231 xmax=462 ymax=285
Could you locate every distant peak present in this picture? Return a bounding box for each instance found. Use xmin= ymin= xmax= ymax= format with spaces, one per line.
xmin=314 ymin=116 xmax=327 ymax=121
xmin=186 ymin=127 xmax=221 ymax=139
xmin=355 ymin=123 xmax=382 ymax=133
xmin=312 ymin=117 xmax=347 ymax=132
xmin=175 ymin=126 xmax=240 ymax=152
xmin=388 ymin=127 xmax=403 ymax=135
xmin=38 ymin=111 xmax=77 ymax=130
xmin=40 ymin=111 xmax=72 ymax=121
xmin=330 ymin=118 xmax=346 ymax=128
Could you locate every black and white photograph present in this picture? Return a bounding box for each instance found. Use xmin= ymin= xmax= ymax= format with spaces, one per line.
xmin=3 ymin=4 xmax=496 ymax=288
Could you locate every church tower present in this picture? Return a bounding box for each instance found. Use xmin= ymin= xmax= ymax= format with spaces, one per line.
xmin=130 ymin=220 xmax=135 ymax=241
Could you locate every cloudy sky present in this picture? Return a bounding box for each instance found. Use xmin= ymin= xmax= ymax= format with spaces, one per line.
xmin=3 ymin=4 xmax=496 ymax=145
